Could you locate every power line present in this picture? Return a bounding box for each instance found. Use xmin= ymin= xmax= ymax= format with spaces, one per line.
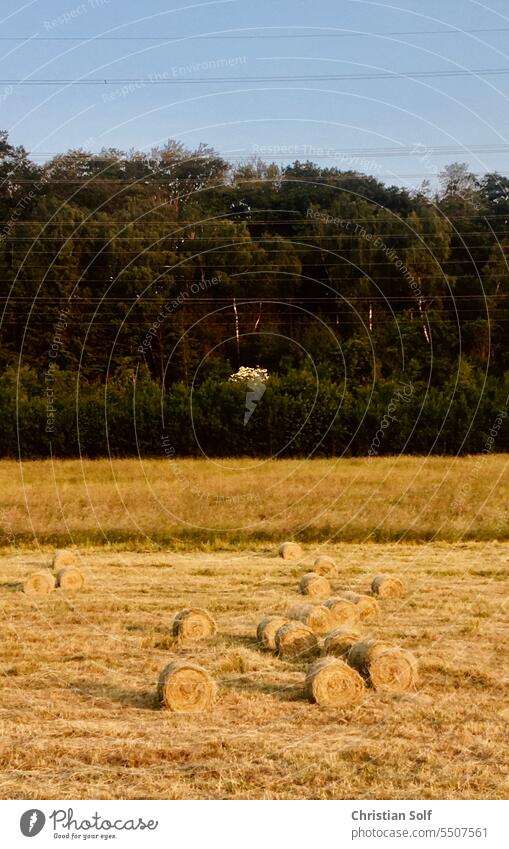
xmin=2 ymin=228 xmax=509 ymax=234
xmin=5 ymin=68 xmax=509 ymax=85
xmin=2 ymin=27 xmax=509 ymax=41
xmin=1 ymin=295 xmax=508 ymax=302
xmin=4 ymin=173 xmax=509 ymax=181
xmin=2 ymin=315 xmax=507 ymax=328
xmin=21 ymin=144 xmax=509 ymax=157
xmin=2 ymin=234 xmax=506 ymax=244
xmin=1 ymin=219 xmax=508 ymax=227
xmin=2 ymin=242 xmax=506 ymax=252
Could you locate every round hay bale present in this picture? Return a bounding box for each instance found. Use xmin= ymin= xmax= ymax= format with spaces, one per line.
xmin=354 ymin=594 xmax=381 ymax=622
xmin=371 ymin=575 xmax=406 ymax=598
xmin=300 ymin=572 xmax=331 ymax=598
xmin=157 ymin=660 xmax=216 ymax=712
xmin=287 ymin=603 xmax=334 ymax=635
xmin=257 ymin=616 xmax=289 ymax=650
xmin=23 ymin=571 xmax=55 ymax=595
xmin=323 ymin=596 xmax=359 ymax=627
xmin=172 ymin=608 xmax=217 ymax=641
xmin=275 ymin=621 xmax=320 ymax=660
xmin=337 ymin=590 xmax=359 ymax=602
xmin=278 ymin=541 xmax=303 ymax=560
xmin=348 ymin=639 xmax=418 ymax=692
xmin=370 ymin=648 xmax=419 ymax=692
xmin=52 ymin=549 xmax=77 ymax=571
xmin=337 ymin=591 xmax=380 ymax=622
xmin=56 ymin=567 xmax=85 ymax=591
xmin=323 ymin=626 xmax=361 ymax=658
xmin=305 ymin=657 xmax=365 ymax=707
xmin=313 ymin=555 xmax=336 ymax=576
xmin=348 ymin=639 xmax=391 ymax=676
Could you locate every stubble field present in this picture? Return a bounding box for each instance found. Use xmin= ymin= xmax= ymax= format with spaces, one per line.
xmin=0 ymin=457 xmax=508 ymax=799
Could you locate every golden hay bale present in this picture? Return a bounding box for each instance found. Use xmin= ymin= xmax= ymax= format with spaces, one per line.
xmin=157 ymin=660 xmax=216 ymax=712
xmin=256 ymin=616 xmax=289 ymax=650
xmin=337 ymin=591 xmax=380 ymax=622
xmin=275 ymin=621 xmax=320 ymax=660
xmin=300 ymin=572 xmax=331 ymax=597
xmin=56 ymin=567 xmax=85 ymax=591
xmin=348 ymin=639 xmax=418 ymax=692
xmin=323 ymin=626 xmax=361 ymax=658
xmin=278 ymin=541 xmax=303 ymax=560
xmin=354 ymin=595 xmax=381 ymax=622
xmin=313 ymin=555 xmax=337 ymax=576
xmin=52 ymin=549 xmax=77 ymax=571
xmin=172 ymin=608 xmax=217 ymax=641
xmin=370 ymin=648 xmax=419 ymax=692
xmin=287 ymin=603 xmax=334 ymax=635
xmin=305 ymin=657 xmax=365 ymax=707
xmin=348 ymin=638 xmax=390 ymax=675
xmin=323 ymin=596 xmax=359 ymax=627
xmin=371 ymin=575 xmax=406 ymax=598
xmin=23 ymin=571 xmax=55 ymax=595
xmin=337 ymin=590 xmax=359 ymax=602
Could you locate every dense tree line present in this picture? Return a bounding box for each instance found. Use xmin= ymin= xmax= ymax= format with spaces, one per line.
xmin=1 ymin=130 xmax=508 ymax=456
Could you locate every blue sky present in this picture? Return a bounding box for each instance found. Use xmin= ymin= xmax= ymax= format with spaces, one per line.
xmin=2 ymin=0 xmax=509 ymax=187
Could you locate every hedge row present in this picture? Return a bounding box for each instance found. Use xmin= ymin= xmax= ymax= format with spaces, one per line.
xmin=0 ymin=367 xmax=508 ymax=458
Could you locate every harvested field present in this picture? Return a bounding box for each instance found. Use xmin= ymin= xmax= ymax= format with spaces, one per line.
xmin=0 ymin=541 xmax=508 ymax=800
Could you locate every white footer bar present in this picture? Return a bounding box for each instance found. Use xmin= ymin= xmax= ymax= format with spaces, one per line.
xmin=2 ymin=799 xmax=506 ymax=848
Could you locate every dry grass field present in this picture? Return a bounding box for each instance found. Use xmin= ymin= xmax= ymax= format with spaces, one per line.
xmin=1 ymin=454 xmax=509 ymax=547
xmin=1 ymin=458 xmax=508 ymax=799
xmin=1 ymin=540 xmax=508 ymax=800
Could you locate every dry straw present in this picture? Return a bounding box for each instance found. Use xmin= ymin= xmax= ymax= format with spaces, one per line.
xmin=279 ymin=541 xmax=303 ymax=560
xmin=275 ymin=621 xmax=320 ymax=660
xmin=313 ymin=555 xmax=337 ymax=576
xmin=53 ymin=549 xmax=77 ymax=571
xmin=23 ymin=571 xmax=55 ymax=594
xmin=300 ymin=572 xmax=331 ymax=597
xmin=323 ymin=596 xmax=359 ymax=627
xmin=371 ymin=575 xmax=406 ymax=598
xmin=172 ymin=608 xmax=217 ymax=640
xmin=305 ymin=657 xmax=365 ymax=707
xmin=157 ymin=660 xmax=217 ymax=712
xmin=337 ymin=591 xmax=380 ymax=622
xmin=287 ymin=603 xmax=333 ymax=635
xmin=56 ymin=567 xmax=85 ymax=590
xmin=348 ymin=639 xmax=419 ymax=692
xmin=323 ymin=626 xmax=361 ymax=658
xmin=257 ymin=616 xmax=289 ymax=650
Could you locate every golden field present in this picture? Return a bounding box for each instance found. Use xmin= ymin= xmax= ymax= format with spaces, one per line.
xmin=0 ymin=458 xmax=508 ymax=799
xmin=0 ymin=454 xmax=509 ymax=547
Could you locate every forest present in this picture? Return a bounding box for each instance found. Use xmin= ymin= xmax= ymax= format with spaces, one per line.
xmin=1 ymin=130 xmax=508 ymax=457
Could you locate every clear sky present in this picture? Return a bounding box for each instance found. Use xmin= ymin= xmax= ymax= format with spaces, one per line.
xmin=2 ymin=0 xmax=509 ymax=187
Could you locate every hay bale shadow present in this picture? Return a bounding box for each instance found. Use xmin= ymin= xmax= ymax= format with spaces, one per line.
xmin=221 ymin=676 xmax=305 ymax=702
xmin=69 ymin=679 xmax=159 ymax=711
xmin=1 ymin=580 xmax=23 ymax=592
xmin=221 ymin=633 xmax=261 ymax=651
